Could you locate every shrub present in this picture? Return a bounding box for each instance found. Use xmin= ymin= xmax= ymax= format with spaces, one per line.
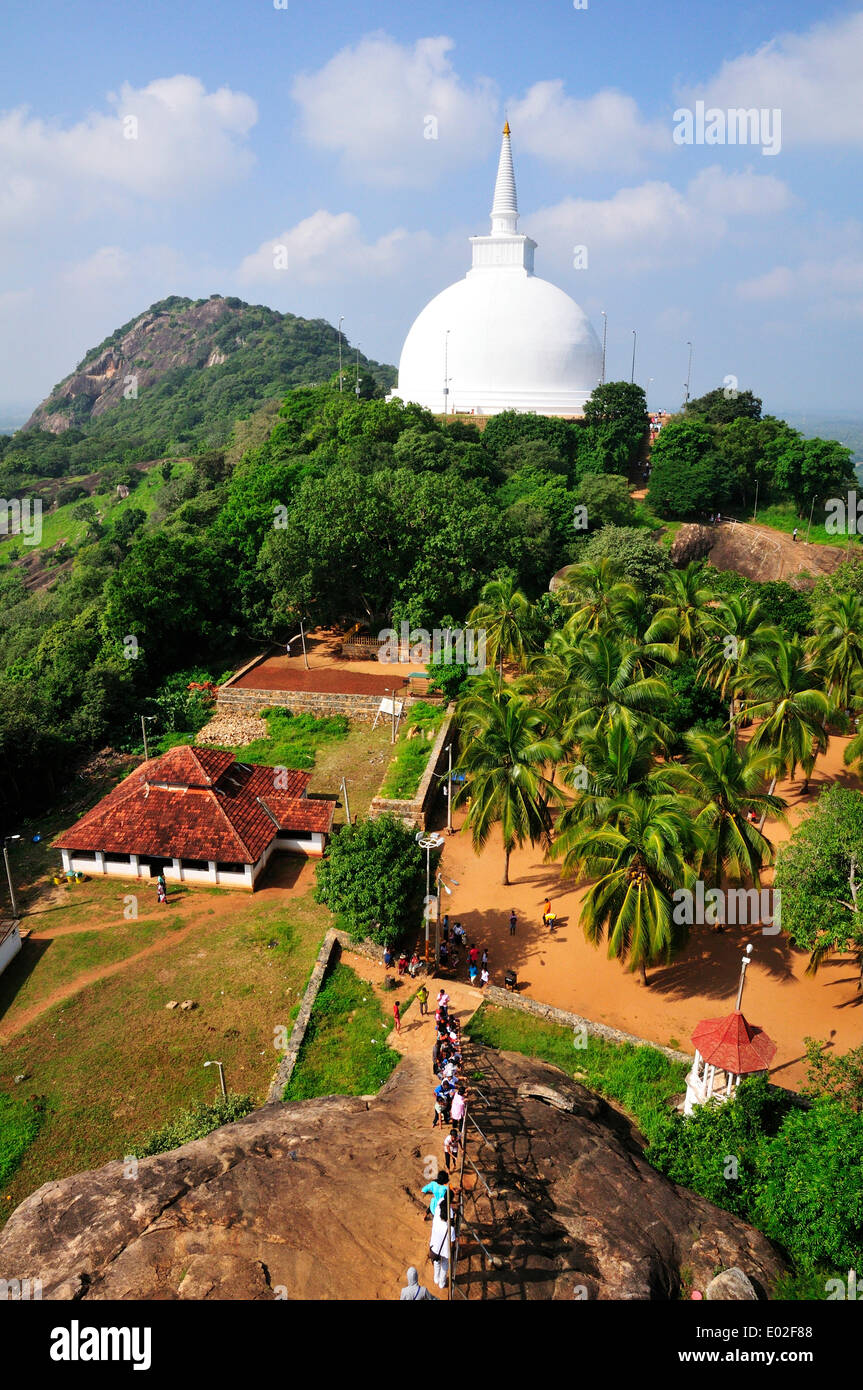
xmin=582 ymin=525 xmax=672 ymax=592
xmin=134 ymin=1093 xmax=254 ymax=1156
xmin=314 ymin=814 xmax=425 ymax=945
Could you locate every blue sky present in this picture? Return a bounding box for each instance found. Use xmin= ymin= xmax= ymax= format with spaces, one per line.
xmin=1 ymin=0 xmax=862 ymax=419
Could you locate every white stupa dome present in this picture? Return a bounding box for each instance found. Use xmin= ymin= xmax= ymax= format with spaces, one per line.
xmin=390 ymin=124 xmax=603 ymax=418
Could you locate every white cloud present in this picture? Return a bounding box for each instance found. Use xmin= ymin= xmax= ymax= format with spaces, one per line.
xmin=508 ymin=80 xmax=669 ymax=173
xmin=0 ymin=75 xmax=257 ymax=229
xmin=237 ymin=210 xmax=437 ymax=287
xmin=737 ymin=257 xmax=863 ymax=318
xmin=291 ymin=34 xmax=498 ymax=186
xmin=529 ymin=166 xmax=792 ymax=274
xmin=684 ymin=11 xmax=863 ymax=148
xmin=61 ymin=244 xmax=187 ymax=295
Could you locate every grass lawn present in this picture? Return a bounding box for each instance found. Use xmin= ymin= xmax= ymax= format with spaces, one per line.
xmin=466 ymin=1003 xmax=687 ymax=1148
xmin=0 ymin=886 xmax=331 ymax=1224
xmin=0 ymin=462 xmax=183 ymax=565
xmin=0 ymin=1091 xmax=48 ymax=1188
xmin=282 ymin=962 xmax=400 ymax=1101
xmin=0 ymin=910 xmax=192 ymax=1034
xmin=748 ymin=501 xmax=863 ymax=549
xmin=379 ymin=702 xmax=445 ymax=800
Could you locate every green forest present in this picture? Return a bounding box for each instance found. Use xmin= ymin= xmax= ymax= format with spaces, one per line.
xmin=0 ymin=372 xmax=857 ymax=830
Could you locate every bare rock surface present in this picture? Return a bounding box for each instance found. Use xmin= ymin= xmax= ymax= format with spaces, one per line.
xmin=0 ymin=1049 xmax=786 ymax=1300
xmin=705 ymin=1267 xmax=758 ymax=1300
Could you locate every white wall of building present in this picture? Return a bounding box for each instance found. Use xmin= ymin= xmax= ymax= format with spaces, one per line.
xmin=0 ymin=921 xmax=21 ymax=977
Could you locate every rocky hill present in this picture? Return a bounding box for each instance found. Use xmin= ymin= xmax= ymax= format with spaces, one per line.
xmin=669 ymin=519 xmax=847 ymax=586
xmin=23 ymin=295 xmax=396 ymax=446
xmin=0 ymin=1049 xmax=785 ymax=1300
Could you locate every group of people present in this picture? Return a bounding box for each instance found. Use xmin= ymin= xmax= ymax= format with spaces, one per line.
xmin=438 ymin=918 xmax=491 ymax=988
xmin=422 ymin=987 xmax=467 ymax=1290
xmin=383 ymin=944 xmax=424 ymax=979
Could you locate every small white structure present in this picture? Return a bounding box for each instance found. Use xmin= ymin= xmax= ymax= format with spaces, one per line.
xmin=0 ymin=919 xmax=21 ymax=977
xmin=684 ymin=947 xmax=777 ymax=1116
xmin=390 ymin=124 xmax=602 ymax=418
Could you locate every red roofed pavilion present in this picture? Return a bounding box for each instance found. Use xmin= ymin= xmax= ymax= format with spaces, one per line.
xmin=684 ymin=945 xmax=777 ymax=1115
xmin=54 ymin=745 xmax=335 ymax=891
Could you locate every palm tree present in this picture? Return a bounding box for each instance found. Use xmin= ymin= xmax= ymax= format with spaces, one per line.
xmin=561 ymin=631 xmax=675 ymax=745
xmin=676 ymin=731 xmax=786 ymax=887
xmin=734 ymin=635 xmax=834 ymax=792
xmin=811 ymin=592 xmax=863 ymax=709
xmin=454 ymin=693 xmax=564 ymax=885
xmin=697 ymin=595 xmax=780 ymax=720
xmin=555 ymin=557 xmax=636 ymax=632
xmin=549 ymin=792 xmax=699 ymax=983
xmin=648 ymin=563 xmax=716 ymax=656
xmin=556 ymin=721 xmax=687 ymax=833
xmin=467 ymin=575 xmax=536 ymax=677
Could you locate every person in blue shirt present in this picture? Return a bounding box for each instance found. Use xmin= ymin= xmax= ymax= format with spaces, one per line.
xmin=421 ymin=1170 xmax=450 ymax=1222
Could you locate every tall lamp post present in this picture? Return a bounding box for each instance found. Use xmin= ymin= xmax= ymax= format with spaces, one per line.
xmin=355 ymin=343 xmax=361 ymax=397
xmin=416 ymin=831 xmax=444 ymax=964
xmin=600 ymin=310 xmax=607 ymax=386
xmin=735 ymin=944 xmax=754 ymax=1011
xmin=443 ymin=329 xmax=451 ymax=415
xmin=684 ymin=341 xmax=694 ymax=406
xmin=204 ymin=1060 xmax=227 ymax=1098
xmin=435 ymin=869 xmax=459 ymax=968
xmin=140 ymin=714 xmax=156 ymax=762
xmin=630 ymin=330 xmax=638 ymax=385
xmin=2 ymin=834 xmax=20 ymax=919
xmin=338 ymin=315 xmax=345 ymax=392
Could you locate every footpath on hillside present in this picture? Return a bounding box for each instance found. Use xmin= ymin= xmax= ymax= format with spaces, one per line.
xmin=340 ymin=949 xmax=490 ymax=1299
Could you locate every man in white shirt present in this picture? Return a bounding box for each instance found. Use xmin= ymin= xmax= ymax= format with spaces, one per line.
xmin=429 ymin=1206 xmax=455 ymax=1289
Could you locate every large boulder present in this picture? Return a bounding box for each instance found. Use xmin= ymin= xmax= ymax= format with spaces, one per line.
xmin=0 ymin=1049 xmax=786 ymax=1300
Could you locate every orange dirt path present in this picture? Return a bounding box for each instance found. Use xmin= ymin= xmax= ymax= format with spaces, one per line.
xmin=432 ymin=736 xmax=862 ymax=1091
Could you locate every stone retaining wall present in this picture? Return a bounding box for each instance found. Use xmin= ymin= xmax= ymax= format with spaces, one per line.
xmin=267 ymin=929 xmax=343 ymax=1102
xmin=482 ymin=985 xmax=692 ymax=1064
xmin=218 ymin=687 xmax=385 ymax=721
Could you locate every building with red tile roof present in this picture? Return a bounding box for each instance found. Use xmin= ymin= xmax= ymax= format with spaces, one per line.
xmin=54 ymin=745 xmax=335 ymax=891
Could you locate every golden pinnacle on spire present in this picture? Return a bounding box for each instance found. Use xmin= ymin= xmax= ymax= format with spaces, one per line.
xmin=503 ymin=120 xmax=511 ymax=136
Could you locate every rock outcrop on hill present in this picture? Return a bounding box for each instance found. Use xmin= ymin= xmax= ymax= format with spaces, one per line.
xmin=671 ymin=519 xmax=846 ymax=586
xmin=24 ymin=295 xmax=395 ymax=435
xmin=0 ymin=1050 xmax=786 ymax=1300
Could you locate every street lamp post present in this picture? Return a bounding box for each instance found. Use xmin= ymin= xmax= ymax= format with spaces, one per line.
xmin=435 ymin=869 xmax=459 ymax=970
xmin=600 ymin=311 xmax=607 ymax=386
xmin=416 ymin=831 xmax=444 ymax=965
xmin=340 ymin=775 xmax=351 ymax=827
xmin=141 ymin=715 xmax=156 ymax=762
xmin=204 ymin=1060 xmax=227 ymax=1098
xmin=2 ymin=834 xmax=21 ymax=919
xmin=443 ymin=329 xmax=450 ymax=415
xmin=445 ymin=743 xmax=453 ymax=834
xmin=338 ymin=316 xmax=344 ymax=392
xmin=735 ymin=944 xmax=754 ymax=1011
xmin=355 ymin=344 xmax=361 ymax=397
xmin=685 ymin=341 xmax=694 ymax=405
xmin=630 ymin=330 xmax=637 ymax=385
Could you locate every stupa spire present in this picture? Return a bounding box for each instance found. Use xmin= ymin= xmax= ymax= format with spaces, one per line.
xmin=490 ymin=121 xmax=518 ymax=236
